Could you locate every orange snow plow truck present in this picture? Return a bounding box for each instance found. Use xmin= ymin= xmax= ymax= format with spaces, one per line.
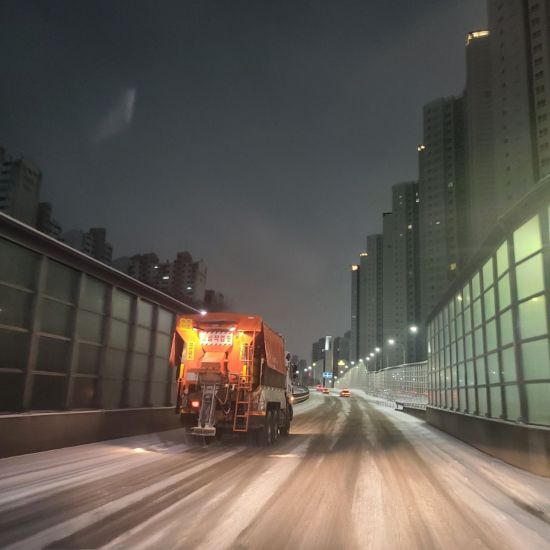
xmin=170 ymin=312 xmax=293 ymax=445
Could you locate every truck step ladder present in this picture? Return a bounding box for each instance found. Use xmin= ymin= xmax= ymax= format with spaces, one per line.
xmin=233 ymin=332 xmax=255 ymax=432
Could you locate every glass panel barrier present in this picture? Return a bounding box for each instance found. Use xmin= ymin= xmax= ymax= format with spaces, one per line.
xmin=81 ymin=277 xmax=107 ymax=314
xmin=513 ymin=215 xmax=541 ymax=263
xmin=522 ymin=338 xmax=550 ymax=380
xmin=498 ymin=275 xmax=511 ymax=311
xmin=482 ymin=258 xmax=494 ymax=290
xmin=526 ymin=383 xmax=550 ymax=426
xmin=499 ymin=310 xmax=514 ymax=346
xmin=518 ymin=296 xmax=547 ymax=340
xmin=505 ymin=385 xmax=521 ymax=421
xmin=112 ymin=289 xmax=132 ymax=320
xmin=489 ymin=386 xmax=502 ymax=418
xmin=496 ymin=241 xmax=509 ymax=276
xmin=0 ymin=286 xmax=33 ymax=328
xmin=484 ymin=288 xmax=495 ymax=320
xmin=515 ymin=254 xmax=544 ymax=301
xmin=0 ymin=237 xmax=39 ymax=289
xmin=501 ymin=347 xmax=516 ymax=382
xmin=45 ymin=260 xmax=78 ymax=303
xmin=41 ymin=299 xmax=73 ymax=337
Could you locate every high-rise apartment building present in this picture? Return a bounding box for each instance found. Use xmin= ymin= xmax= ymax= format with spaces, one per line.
xmin=62 ymin=227 xmax=113 ymax=264
xmin=204 ymin=289 xmax=225 ymax=311
xmin=115 ymin=250 xmax=207 ymax=307
xmin=489 ymin=0 xmax=537 ymax=214
xmin=357 ymin=234 xmax=384 ymax=368
xmin=350 ymin=263 xmax=360 ymax=362
xmin=382 ymin=211 xmax=395 ymax=364
xmin=312 ymin=337 xmax=325 ymax=364
xmin=124 ymin=253 xmax=160 ymax=286
xmin=88 ymin=228 xmax=113 ymax=264
xmin=485 ymin=0 xmax=550 ymax=217
xmin=357 ymin=251 xmax=369 ymax=361
xmin=382 ymin=182 xmax=422 ymax=366
xmin=171 ymin=251 xmax=207 ymax=305
xmin=465 ymin=30 xmax=496 ymax=254
xmin=333 ymin=333 xmax=350 ymax=364
xmin=418 ymin=96 xmax=466 ymax=323
xmin=528 ymin=0 xmax=550 ymax=178
xmin=0 ymin=153 xmax=41 ymax=226
xmin=36 ymin=202 xmax=62 ymax=238
xmin=62 ymin=230 xmax=94 ymax=256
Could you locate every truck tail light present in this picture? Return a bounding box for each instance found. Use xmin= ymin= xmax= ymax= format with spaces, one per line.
xmin=191 ymin=400 xmax=200 ymax=408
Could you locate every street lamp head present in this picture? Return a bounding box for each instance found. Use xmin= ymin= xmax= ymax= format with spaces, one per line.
xmin=388 ymin=338 xmax=395 ymax=346
xmin=369 ymin=353 xmax=374 ymax=357
xmin=351 ymin=361 xmax=355 ymax=365
xmin=375 ymin=347 xmax=381 ymax=353
xmin=409 ymin=325 xmax=418 ymax=334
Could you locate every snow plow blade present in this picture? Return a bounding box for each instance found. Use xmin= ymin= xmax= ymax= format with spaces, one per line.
xmin=191 ymin=426 xmax=217 ymax=437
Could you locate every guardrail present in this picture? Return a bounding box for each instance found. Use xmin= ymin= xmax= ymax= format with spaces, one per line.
xmin=335 ymin=362 xmax=428 ymax=410
xmin=291 ymin=385 xmax=310 ymax=404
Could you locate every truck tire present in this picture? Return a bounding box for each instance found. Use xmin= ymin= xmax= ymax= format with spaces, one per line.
xmin=257 ymin=410 xmax=273 ymax=446
xmin=271 ymin=410 xmax=279 ymax=442
xmin=280 ymin=409 xmax=290 ymax=436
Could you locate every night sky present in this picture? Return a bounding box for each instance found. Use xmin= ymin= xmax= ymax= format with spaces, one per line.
xmin=1 ymin=1 xmax=486 ymax=360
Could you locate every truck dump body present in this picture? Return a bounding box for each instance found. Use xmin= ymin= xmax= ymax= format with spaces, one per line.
xmin=171 ymin=312 xmax=286 ymax=385
xmin=170 ymin=312 xmax=292 ymax=443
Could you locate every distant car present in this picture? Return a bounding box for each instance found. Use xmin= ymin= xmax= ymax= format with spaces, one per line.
xmin=322 ymin=387 xmax=330 ymax=395
xmin=316 ymin=384 xmax=323 ymax=392
xmin=339 ymin=388 xmax=351 ymax=398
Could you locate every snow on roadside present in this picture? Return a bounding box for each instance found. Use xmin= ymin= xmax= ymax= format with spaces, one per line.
xmin=360 ymin=395 xmax=550 ymax=548
xmin=293 ymin=391 xmax=324 ymax=416
xmin=5 ymin=448 xmax=241 ymax=550
xmin=0 ymin=428 xmax=199 ymax=511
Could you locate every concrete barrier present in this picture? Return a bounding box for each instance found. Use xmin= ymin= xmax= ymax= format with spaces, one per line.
xmin=0 ymin=407 xmax=182 ymax=458
xmin=426 ymin=407 xmax=550 ymax=477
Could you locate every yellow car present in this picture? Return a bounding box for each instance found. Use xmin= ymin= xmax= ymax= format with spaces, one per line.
xmin=322 ymin=387 xmax=330 ymax=395
xmin=339 ymin=388 xmax=351 ymax=397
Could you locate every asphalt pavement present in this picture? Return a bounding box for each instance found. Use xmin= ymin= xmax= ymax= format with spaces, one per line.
xmin=0 ymin=391 xmax=549 ymax=550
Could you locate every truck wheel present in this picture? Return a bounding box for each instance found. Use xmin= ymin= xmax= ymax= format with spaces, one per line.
xmin=257 ymin=410 xmax=273 ymax=446
xmin=271 ymin=410 xmax=279 ymax=442
xmin=280 ymin=410 xmax=290 ymax=436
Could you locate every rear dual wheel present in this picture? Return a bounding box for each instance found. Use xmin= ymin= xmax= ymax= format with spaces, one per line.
xmin=257 ymin=410 xmax=276 ymax=446
xmin=280 ymin=409 xmax=290 ymax=436
xmin=271 ymin=410 xmax=279 ymax=442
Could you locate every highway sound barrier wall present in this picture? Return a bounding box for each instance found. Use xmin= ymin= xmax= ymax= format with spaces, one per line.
xmin=0 ymin=212 xmax=193 ymax=413
xmin=335 ymin=362 xmax=429 ymax=408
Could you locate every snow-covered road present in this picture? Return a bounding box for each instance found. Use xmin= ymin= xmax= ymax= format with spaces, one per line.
xmin=0 ymin=392 xmax=549 ymax=549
